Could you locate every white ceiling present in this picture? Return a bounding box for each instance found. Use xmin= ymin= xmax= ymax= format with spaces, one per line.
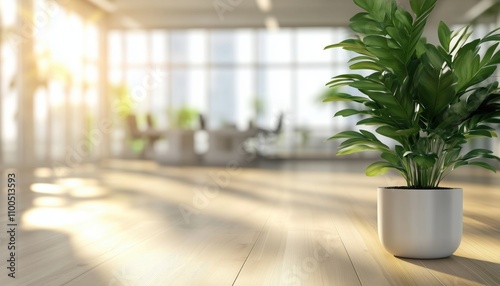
xmin=105 ymin=0 xmax=495 ymax=29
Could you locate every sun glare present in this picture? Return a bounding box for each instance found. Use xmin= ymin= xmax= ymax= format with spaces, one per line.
xmin=70 ymin=186 xmax=109 ymax=198
xmin=30 ymin=183 xmax=67 ymax=195
xmin=33 ymin=196 xmax=68 ymax=207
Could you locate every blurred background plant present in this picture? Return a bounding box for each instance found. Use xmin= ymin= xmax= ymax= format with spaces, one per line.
xmin=168 ymin=106 xmax=199 ymax=129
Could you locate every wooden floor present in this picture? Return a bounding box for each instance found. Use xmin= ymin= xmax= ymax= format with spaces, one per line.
xmin=1 ymin=160 xmax=500 ymax=286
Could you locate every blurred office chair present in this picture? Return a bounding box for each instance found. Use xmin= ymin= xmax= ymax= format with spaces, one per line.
xmin=146 ymin=113 xmax=163 ymax=144
xmin=255 ymin=112 xmax=284 ymax=157
xmin=125 ymin=114 xmax=163 ymax=158
xmin=198 ymin=114 xmax=206 ymax=130
xmin=125 ymin=114 xmax=145 ymax=157
xmin=126 ymin=114 xmax=140 ymax=138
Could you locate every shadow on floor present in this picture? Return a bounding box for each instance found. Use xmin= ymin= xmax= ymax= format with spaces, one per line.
xmin=402 ymin=255 xmax=500 ymax=285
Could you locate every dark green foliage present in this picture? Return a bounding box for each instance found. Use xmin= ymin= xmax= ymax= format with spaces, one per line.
xmin=325 ymin=0 xmax=500 ymax=188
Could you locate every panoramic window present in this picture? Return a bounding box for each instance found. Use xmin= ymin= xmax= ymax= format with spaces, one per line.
xmin=108 ymin=27 xmax=351 ymax=157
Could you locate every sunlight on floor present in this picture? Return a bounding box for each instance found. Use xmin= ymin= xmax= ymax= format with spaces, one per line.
xmin=32 ymin=196 xmax=68 ymax=208
xmin=30 ymin=183 xmax=67 ymax=195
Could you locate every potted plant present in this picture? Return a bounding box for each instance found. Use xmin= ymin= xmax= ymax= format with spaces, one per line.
xmin=324 ymin=0 xmax=500 ymax=259
xmin=168 ymin=106 xmax=199 ymax=129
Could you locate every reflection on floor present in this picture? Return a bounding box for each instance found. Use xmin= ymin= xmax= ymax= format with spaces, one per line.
xmin=1 ymin=160 xmax=499 ymax=285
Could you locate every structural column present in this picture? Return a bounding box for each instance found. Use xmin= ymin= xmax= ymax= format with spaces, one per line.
xmin=98 ymin=16 xmax=111 ymax=159
xmin=0 ymin=0 xmax=4 ymax=164
xmin=17 ymin=0 xmax=36 ymax=169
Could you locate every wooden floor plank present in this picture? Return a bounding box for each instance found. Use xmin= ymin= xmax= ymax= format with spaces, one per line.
xmin=234 ymin=211 xmax=362 ymax=286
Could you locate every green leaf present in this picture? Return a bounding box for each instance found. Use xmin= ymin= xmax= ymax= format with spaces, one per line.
xmin=386 ymin=27 xmax=407 ymax=49
xmin=423 ymin=44 xmax=445 ymax=69
xmin=417 ymin=61 xmax=457 ymax=119
xmin=438 ymin=21 xmax=451 ymax=51
xmin=349 ymin=20 xmax=383 ymax=35
xmin=335 ymin=109 xmax=367 ymax=117
xmin=470 ymin=66 xmax=497 ymax=87
xmin=468 ymin=161 xmax=497 ymax=172
xmin=330 ymin=73 xmax=365 ymax=81
xmin=412 ymin=0 xmax=438 ymax=17
xmin=325 ymin=39 xmax=373 ymax=57
xmin=329 ymin=131 xmax=364 ymax=140
xmin=437 ymin=46 xmax=452 ymax=64
xmin=364 ymin=93 xmax=410 ymax=119
xmin=338 ymin=138 xmax=370 ymax=148
xmin=453 ymin=160 xmax=468 ymax=170
xmin=348 ymin=80 xmax=387 ymax=91
xmin=453 ymin=39 xmax=494 ymax=93
xmin=322 ymin=92 xmax=367 ymax=103
xmin=465 ymin=130 xmax=495 ymax=138
xmin=381 ymin=151 xmax=401 ymax=166
xmin=348 ymin=55 xmax=377 ymax=64
xmin=480 ymin=43 xmax=499 ymax=66
xmin=480 ymin=27 xmax=500 ymax=42
xmin=396 ymin=127 xmax=419 ymax=136
xmin=375 ymin=126 xmax=412 ymax=143
xmin=356 ymin=117 xmax=387 ymax=126
xmin=414 ymin=154 xmax=436 ymax=169
xmin=350 ymin=12 xmax=372 ymax=22
xmin=445 ymin=149 xmax=461 ymax=165
xmin=337 ymin=134 xmax=388 ymax=153
xmin=395 ymin=145 xmax=405 ymax=157
xmin=406 ymin=0 xmax=437 ymax=61
xmin=462 ymin=148 xmax=494 ymax=160
xmin=359 ymin=129 xmax=379 ymax=141
xmin=353 ymin=0 xmax=394 ymax=22
xmin=366 ymin=161 xmax=394 ymax=176
xmin=337 ymin=145 xmax=376 ymax=155
xmin=353 ymin=0 xmax=370 ymax=11
xmin=409 ymin=0 xmax=423 ymax=15
xmin=376 ymin=126 xmax=401 ymax=138
xmin=394 ymin=8 xmax=413 ymax=31
xmin=488 ymin=49 xmax=500 ymax=65
xmin=349 ymin=61 xmax=384 ymax=71
xmin=474 ymin=125 xmax=496 ymax=132
xmin=364 ymin=35 xmax=389 ymax=48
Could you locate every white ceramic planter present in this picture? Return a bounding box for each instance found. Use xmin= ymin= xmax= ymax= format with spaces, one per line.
xmin=377 ymin=187 xmax=463 ymax=259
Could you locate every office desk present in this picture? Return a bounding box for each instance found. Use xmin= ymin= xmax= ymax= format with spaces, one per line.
xmin=203 ymin=129 xmax=258 ymax=166
xmin=154 ymin=129 xmax=199 ymax=165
